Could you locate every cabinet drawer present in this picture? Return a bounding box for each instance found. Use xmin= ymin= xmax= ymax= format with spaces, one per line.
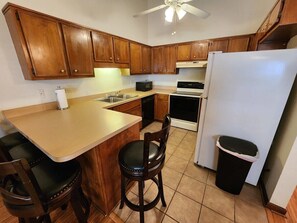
xmin=156 ymin=94 xmax=169 ymax=101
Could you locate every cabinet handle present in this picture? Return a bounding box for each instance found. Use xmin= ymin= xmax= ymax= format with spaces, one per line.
xmin=60 ymin=69 xmax=65 ymax=73
xmin=193 ymin=55 xmax=196 ymax=58
xmin=74 ymin=69 xmax=78 ymax=73
xmin=109 ymin=57 xmax=113 ymax=60
xmin=117 ymin=58 xmax=120 ymax=61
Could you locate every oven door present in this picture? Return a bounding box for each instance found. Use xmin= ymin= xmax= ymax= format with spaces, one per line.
xmin=169 ymin=95 xmax=200 ymax=122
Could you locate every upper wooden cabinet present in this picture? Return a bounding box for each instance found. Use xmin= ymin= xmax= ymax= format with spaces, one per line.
xmin=208 ymin=39 xmax=229 ymax=53
xmin=130 ymin=42 xmax=151 ymax=74
xmin=254 ymin=0 xmax=297 ymax=49
xmin=92 ymin=31 xmax=114 ymax=63
xmin=62 ymin=24 xmax=94 ymax=77
xmin=152 ymin=45 xmax=177 ymax=74
xmin=92 ymin=32 xmax=130 ymax=67
xmin=227 ymin=36 xmax=250 ymax=52
xmin=113 ymin=37 xmax=129 ymax=64
xmin=2 ymin=3 xmax=94 ymax=80
xmin=191 ymin=41 xmax=209 ymax=60
xmin=177 ymin=41 xmax=208 ymax=61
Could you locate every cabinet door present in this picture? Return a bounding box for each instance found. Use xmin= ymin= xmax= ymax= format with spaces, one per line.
xmin=209 ymin=39 xmax=229 ymax=53
xmin=62 ymin=24 xmax=94 ymax=76
xmin=92 ymin=31 xmax=113 ymax=63
xmin=154 ymin=94 xmax=169 ymax=121
xmin=130 ymin=42 xmax=142 ymax=74
xmin=142 ymin=46 xmax=151 ymax=74
xmin=177 ymin=44 xmax=191 ymax=61
xmin=18 ymin=10 xmax=68 ymax=78
xmin=152 ymin=47 xmax=164 ymax=73
xmin=227 ymin=37 xmax=250 ymax=52
xmin=113 ymin=37 xmax=129 ymax=64
xmin=164 ymin=45 xmax=177 ymax=74
xmin=191 ymin=41 xmax=209 ymax=60
xmin=267 ymin=0 xmax=282 ymax=31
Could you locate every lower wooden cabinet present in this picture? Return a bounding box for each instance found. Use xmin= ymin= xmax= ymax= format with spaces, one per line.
xmin=110 ymin=99 xmax=142 ymax=128
xmin=154 ymin=94 xmax=169 ymax=121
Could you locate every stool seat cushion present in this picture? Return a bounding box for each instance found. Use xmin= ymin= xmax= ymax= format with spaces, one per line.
xmin=13 ymin=159 xmax=81 ymax=200
xmin=9 ymin=142 xmax=45 ymax=166
xmin=0 ymin=132 xmax=27 ymax=148
xmin=119 ymin=140 xmax=159 ymax=171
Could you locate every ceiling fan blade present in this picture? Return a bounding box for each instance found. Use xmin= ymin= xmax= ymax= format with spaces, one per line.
xmin=181 ymin=3 xmax=210 ymax=19
xmin=182 ymin=0 xmax=193 ymax=2
xmin=133 ymin=4 xmax=167 ymax=17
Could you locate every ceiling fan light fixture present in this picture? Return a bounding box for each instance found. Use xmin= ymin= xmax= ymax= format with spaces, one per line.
xmin=176 ymin=6 xmax=186 ymax=20
xmin=165 ymin=6 xmax=174 ymax=22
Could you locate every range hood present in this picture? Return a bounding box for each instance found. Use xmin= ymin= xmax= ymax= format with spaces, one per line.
xmin=176 ymin=61 xmax=208 ymax=68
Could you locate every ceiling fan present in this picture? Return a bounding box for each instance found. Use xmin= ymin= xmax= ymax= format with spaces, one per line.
xmin=133 ymin=0 xmax=210 ymax=22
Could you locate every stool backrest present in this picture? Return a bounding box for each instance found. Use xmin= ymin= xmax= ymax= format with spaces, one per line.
xmin=143 ymin=114 xmax=171 ymax=176
xmin=0 ymin=159 xmax=45 ymax=217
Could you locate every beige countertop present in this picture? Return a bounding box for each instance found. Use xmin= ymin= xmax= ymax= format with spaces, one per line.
xmin=3 ymin=88 xmax=174 ymax=162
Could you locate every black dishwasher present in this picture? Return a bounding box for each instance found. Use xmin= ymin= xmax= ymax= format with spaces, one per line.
xmin=141 ymin=95 xmax=154 ymax=128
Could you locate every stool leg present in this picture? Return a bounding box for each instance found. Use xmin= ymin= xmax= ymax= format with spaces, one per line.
xmin=138 ymin=180 xmax=145 ymax=223
xmin=158 ymin=172 xmax=167 ymax=207
xmin=119 ymin=174 xmax=125 ymax=209
xmin=71 ymin=189 xmax=87 ymax=223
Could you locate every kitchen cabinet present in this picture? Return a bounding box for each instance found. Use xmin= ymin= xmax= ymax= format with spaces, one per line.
xmin=227 ymin=36 xmax=250 ymax=52
xmin=113 ymin=37 xmax=130 ymax=64
xmin=152 ymin=45 xmax=177 ymax=74
xmin=62 ymin=24 xmax=94 ymax=77
xmin=92 ymin=32 xmax=130 ymax=67
xmin=154 ymin=94 xmax=169 ymax=121
xmin=2 ymin=4 xmax=94 ymax=80
xmin=177 ymin=41 xmax=208 ymax=61
xmin=111 ymin=99 xmax=142 ymax=129
xmin=253 ymin=0 xmax=297 ymax=49
xmin=208 ymin=39 xmax=229 ymax=53
xmin=130 ymin=42 xmax=151 ymax=74
xmin=92 ymin=31 xmax=114 ymax=63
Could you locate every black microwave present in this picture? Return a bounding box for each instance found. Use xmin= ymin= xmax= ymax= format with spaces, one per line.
xmin=136 ymin=81 xmax=153 ymax=91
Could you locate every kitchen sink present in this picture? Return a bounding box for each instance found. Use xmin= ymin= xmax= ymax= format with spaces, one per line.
xmin=95 ymin=94 xmax=138 ymax=103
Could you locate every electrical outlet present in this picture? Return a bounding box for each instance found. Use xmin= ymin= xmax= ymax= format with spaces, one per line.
xmin=38 ymin=89 xmax=45 ymax=98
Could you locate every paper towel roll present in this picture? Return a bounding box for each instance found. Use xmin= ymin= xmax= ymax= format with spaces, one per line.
xmin=55 ymin=88 xmax=68 ymax=110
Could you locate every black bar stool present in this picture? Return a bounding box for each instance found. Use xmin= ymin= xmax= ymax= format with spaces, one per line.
xmin=0 ymin=158 xmax=90 ymax=222
xmin=0 ymin=132 xmax=46 ymax=166
xmin=118 ymin=115 xmax=171 ymax=223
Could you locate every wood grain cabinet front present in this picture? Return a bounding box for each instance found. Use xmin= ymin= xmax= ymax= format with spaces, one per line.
xmin=2 ymin=4 xmax=94 ymax=80
xmin=154 ymin=94 xmax=169 ymax=121
xmin=113 ymin=37 xmax=130 ymax=64
xmin=227 ymin=36 xmax=250 ymax=52
xmin=92 ymin=31 xmax=114 ymax=63
xmin=130 ymin=42 xmax=151 ymax=74
xmin=152 ymin=45 xmax=177 ymax=74
xmin=208 ymin=39 xmax=229 ymax=53
xmin=62 ymin=24 xmax=94 ymax=77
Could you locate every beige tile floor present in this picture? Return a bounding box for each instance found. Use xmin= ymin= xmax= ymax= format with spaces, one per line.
xmin=114 ymin=122 xmax=268 ymax=223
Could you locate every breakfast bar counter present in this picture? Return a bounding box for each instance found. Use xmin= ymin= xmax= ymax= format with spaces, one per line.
xmin=3 ymin=100 xmax=142 ymax=214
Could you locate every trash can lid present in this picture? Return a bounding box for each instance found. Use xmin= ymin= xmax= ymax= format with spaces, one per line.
xmin=217 ymin=136 xmax=259 ymax=162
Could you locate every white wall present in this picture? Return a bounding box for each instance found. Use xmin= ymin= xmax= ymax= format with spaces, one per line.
xmin=147 ymin=0 xmax=277 ymax=45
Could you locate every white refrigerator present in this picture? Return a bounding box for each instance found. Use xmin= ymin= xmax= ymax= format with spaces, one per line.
xmin=194 ymin=49 xmax=297 ymax=185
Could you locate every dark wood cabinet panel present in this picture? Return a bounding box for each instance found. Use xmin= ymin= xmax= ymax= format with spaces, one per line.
xmin=177 ymin=44 xmax=191 ymax=61
xmin=228 ymin=36 xmax=250 ymax=52
xmin=152 ymin=45 xmax=176 ymax=74
xmin=92 ymin=31 xmax=113 ymax=63
xmin=152 ymin=47 xmax=164 ymax=73
xmin=130 ymin=42 xmax=142 ymax=74
xmin=191 ymin=41 xmax=209 ymax=60
xmin=129 ymin=43 xmax=151 ymax=74
xmin=164 ymin=45 xmax=177 ymax=74
xmin=62 ymin=24 xmax=94 ymax=77
xmin=18 ymin=10 xmax=69 ymax=78
xmin=113 ymin=37 xmax=129 ymax=64
xmin=142 ymin=45 xmax=151 ymax=74
xmin=208 ymin=39 xmax=229 ymax=52
xmin=154 ymin=94 xmax=169 ymax=121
